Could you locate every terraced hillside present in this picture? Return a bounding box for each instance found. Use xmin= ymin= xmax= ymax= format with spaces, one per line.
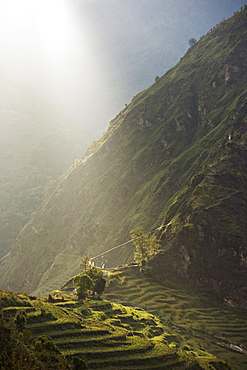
xmin=104 ymin=266 xmax=247 ymax=370
xmin=1 ymin=8 xmax=246 ymax=302
xmin=0 ymin=289 xmax=231 ymax=369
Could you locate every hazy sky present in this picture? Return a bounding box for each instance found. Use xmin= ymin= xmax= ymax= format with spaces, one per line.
xmin=0 ymin=0 xmax=245 ymax=135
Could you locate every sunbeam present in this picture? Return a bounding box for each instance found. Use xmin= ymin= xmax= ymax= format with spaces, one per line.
xmin=0 ymin=0 xmax=116 ymax=132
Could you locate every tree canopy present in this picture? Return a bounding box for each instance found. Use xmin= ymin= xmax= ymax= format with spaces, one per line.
xmin=73 ymin=267 xmax=106 ymax=299
xmin=80 ymin=256 xmax=91 ymax=271
xmin=130 ymin=227 xmax=160 ymax=270
xmin=188 ymin=37 xmax=197 ymax=46
xmin=73 ymin=274 xmax=93 ymax=300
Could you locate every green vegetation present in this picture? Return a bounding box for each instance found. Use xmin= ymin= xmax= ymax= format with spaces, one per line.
xmin=105 ymin=266 xmax=247 ymax=370
xmin=0 ymin=288 xmax=231 ymax=369
xmin=0 ymin=8 xmax=246 ymax=311
xmin=74 ymin=274 xmax=94 ymax=300
xmin=1 ymin=6 xmax=246 ymax=368
xmin=0 ymin=306 xmax=70 ymax=369
xmin=74 ymin=267 xmax=106 ymax=300
xmin=188 ymin=37 xmax=197 ymax=46
xmin=80 ymin=256 xmax=92 ymax=271
xmin=130 ymin=227 xmax=160 ymax=271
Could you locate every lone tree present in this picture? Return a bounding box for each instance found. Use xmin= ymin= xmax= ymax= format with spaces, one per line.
xmin=130 ymin=227 xmax=160 ymax=272
xmin=188 ymin=37 xmax=197 ymax=47
xmin=73 ymin=274 xmax=93 ymax=300
xmin=85 ymin=266 xmax=103 ymax=281
xmin=80 ymin=256 xmax=91 ymax=271
xmin=74 ymin=267 xmax=106 ymax=299
xmin=85 ymin=267 xmax=106 ymax=297
xmin=94 ymin=277 xmax=106 ymax=297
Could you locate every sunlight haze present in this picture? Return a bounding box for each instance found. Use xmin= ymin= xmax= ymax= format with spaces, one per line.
xmin=0 ymin=0 xmax=246 ymax=260
xmin=0 ymin=0 xmax=245 ymax=134
xmin=0 ymin=0 xmax=114 ymax=133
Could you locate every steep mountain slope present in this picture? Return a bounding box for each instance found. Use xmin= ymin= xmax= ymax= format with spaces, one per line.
xmin=75 ymin=0 xmax=247 ymax=127
xmin=0 ymin=74 xmax=93 ymax=259
xmin=1 ymin=1 xmax=243 ymax=260
xmin=1 ymin=0 xmax=244 ymax=136
xmin=0 ymin=9 xmax=246 ymax=305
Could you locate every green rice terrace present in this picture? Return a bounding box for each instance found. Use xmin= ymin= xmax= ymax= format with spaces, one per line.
xmin=104 ymin=266 xmax=247 ymax=370
xmin=0 ymin=279 xmax=235 ymax=370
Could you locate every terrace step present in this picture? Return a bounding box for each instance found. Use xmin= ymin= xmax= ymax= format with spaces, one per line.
xmin=88 ymin=361 xmax=184 ymax=370
xmin=88 ymin=303 xmax=112 ymax=311
xmin=27 ymin=321 xmax=83 ymax=334
xmin=54 ymin=301 xmax=79 ymax=308
xmin=48 ymin=328 xmax=112 ymax=339
xmin=26 ymin=314 xmax=56 ymax=324
xmin=3 ymin=306 xmax=35 ymax=316
xmin=55 ymin=334 xmax=127 ymax=348
xmin=63 ymin=337 xmax=153 ymax=361
xmin=86 ymin=350 xmax=180 ymax=369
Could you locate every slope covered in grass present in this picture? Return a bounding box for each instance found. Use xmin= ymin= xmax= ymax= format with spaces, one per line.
xmin=0 ymin=8 xmax=246 ymax=306
xmin=105 ymin=266 xmax=247 ymax=370
xmin=0 ymin=288 xmax=232 ymax=369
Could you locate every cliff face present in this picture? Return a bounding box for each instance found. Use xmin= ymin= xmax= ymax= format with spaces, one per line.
xmin=150 ymin=135 xmax=247 ymax=308
xmin=0 ymin=9 xmax=246 ymax=304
